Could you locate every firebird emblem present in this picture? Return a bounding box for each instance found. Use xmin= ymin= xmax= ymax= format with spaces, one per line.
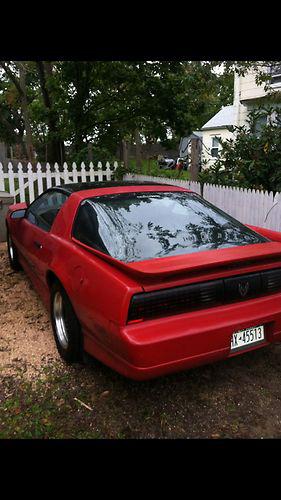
xmin=238 ymin=281 xmax=250 ymax=297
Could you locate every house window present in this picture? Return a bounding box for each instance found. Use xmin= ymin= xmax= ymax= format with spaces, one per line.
xmin=270 ymin=64 xmax=281 ymax=85
xmin=211 ymin=136 xmax=220 ymax=158
xmin=271 ymin=109 xmax=281 ymax=127
xmin=254 ymin=114 xmax=267 ymax=135
xmin=276 ymin=112 xmax=281 ymax=126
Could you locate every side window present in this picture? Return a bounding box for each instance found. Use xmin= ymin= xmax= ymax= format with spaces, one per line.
xmin=72 ymin=201 xmax=109 ymax=254
xmin=26 ymin=191 xmax=69 ymax=232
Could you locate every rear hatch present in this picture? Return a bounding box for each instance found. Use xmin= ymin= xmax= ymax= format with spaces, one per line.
xmin=73 ymin=188 xmax=281 ymax=321
xmin=74 ymin=234 xmax=281 ymax=323
xmin=124 ymin=242 xmax=281 ymax=323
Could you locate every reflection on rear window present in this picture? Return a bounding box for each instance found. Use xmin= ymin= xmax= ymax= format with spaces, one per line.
xmin=72 ymin=192 xmax=267 ymax=263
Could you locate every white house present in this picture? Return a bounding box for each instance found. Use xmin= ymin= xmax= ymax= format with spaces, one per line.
xmin=200 ymin=105 xmax=235 ymax=168
xmin=199 ymin=63 xmax=281 ymax=169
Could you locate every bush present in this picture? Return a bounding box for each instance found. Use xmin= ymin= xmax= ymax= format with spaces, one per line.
xmin=113 ymin=162 xmax=129 ymax=180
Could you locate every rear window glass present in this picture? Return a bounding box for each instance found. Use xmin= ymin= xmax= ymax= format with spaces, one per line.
xmin=72 ymin=192 xmax=267 ymax=263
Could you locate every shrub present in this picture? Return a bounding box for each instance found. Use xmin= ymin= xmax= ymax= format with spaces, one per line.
xmin=199 ymin=105 xmax=281 ymax=192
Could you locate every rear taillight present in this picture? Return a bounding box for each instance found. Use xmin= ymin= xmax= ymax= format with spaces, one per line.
xmin=127 ymin=280 xmax=224 ymax=323
xmin=127 ymin=267 xmax=281 ymax=323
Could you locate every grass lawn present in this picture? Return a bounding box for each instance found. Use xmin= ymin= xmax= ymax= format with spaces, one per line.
xmin=128 ymin=159 xmax=190 ymax=181
xmin=4 ymin=177 xmax=33 ymax=205
xmin=4 ymin=178 xmax=19 ymax=193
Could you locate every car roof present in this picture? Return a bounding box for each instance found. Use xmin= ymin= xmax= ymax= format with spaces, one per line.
xmin=54 ymin=180 xmax=175 ymax=195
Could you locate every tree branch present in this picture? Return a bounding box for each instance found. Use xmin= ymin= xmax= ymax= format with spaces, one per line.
xmin=0 ymin=61 xmax=23 ymax=96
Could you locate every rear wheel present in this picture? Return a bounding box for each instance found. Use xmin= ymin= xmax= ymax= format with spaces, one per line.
xmin=50 ymin=281 xmax=83 ymax=364
xmin=7 ymin=229 xmax=21 ymax=271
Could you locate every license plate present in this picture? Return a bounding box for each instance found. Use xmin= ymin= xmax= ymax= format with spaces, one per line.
xmin=230 ymin=325 xmax=265 ymax=352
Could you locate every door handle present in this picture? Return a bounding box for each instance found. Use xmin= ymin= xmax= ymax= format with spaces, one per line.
xmin=34 ymin=241 xmax=43 ymax=250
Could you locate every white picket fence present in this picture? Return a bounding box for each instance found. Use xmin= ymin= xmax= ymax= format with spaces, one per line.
xmin=0 ymin=161 xmax=118 ymax=203
xmin=2 ymin=164 xmax=281 ymax=233
xmin=124 ymin=173 xmax=281 ymax=232
xmin=124 ymin=173 xmax=202 ymax=195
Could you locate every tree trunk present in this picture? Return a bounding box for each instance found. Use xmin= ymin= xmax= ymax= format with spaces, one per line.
xmin=190 ymin=137 xmax=202 ymax=181
xmin=36 ymin=61 xmax=65 ymax=165
xmin=88 ymin=143 xmax=93 ymax=162
xmin=18 ymin=65 xmax=35 ymax=163
xmin=122 ymin=139 xmax=129 ymax=169
xmin=135 ymin=129 xmax=142 ymax=172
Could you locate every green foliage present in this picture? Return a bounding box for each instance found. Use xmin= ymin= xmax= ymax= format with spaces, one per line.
xmin=199 ymin=105 xmax=281 ymax=192
xmin=70 ymin=144 xmax=115 ymax=166
xmin=114 ymin=162 xmax=129 ymax=180
xmin=0 ymin=61 xmax=234 ymax=162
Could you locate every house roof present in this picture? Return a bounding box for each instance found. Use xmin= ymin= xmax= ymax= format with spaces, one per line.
xmin=201 ymin=105 xmax=235 ymax=130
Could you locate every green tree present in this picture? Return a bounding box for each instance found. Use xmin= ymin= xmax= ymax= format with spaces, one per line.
xmin=0 ymin=60 xmax=234 ymax=164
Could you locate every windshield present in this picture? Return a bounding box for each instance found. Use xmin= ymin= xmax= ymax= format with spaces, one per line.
xmin=72 ymin=191 xmax=267 ymax=263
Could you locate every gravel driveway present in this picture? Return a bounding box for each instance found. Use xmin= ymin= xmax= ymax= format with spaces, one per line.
xmin=1 ymin=241 xmax=281 ymax=439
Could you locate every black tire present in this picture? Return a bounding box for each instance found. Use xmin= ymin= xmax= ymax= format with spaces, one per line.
xmin=50 ymin=280 xmax=83 ymax=364
xmin=6 ymin=228 xmax=21 ymax=271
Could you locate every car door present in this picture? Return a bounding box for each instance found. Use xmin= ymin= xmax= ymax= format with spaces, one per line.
xmin=18 ymin=190 xmax=69 ymax=295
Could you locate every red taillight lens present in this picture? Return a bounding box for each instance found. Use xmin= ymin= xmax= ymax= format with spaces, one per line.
xmin=127 ymin=268 xmax=281 ymax=323
xmin=127 ymin=280 xmax=224 ymax=323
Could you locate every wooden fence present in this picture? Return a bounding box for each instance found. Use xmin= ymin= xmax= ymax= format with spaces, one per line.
xmin=0 ymin=161 xmax=118 ymax=203
xmin=124 ymin=173 xmax=281 ymax=232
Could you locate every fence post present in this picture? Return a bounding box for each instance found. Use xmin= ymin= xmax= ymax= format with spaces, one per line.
xmin=0 ymin=163 xmax=4 ymax=192
xmin=81 ymin=162 xmax=87 ymax=183
xmin=89 ymin=162 xmax=95 ymax=182
xmin=18 ymin=163 xmax=25 ymax=202
xmin=27 ymin=162 xmax=35 ymax=202
xmin=46 ymin=163 xmax=52 ymax=189
xmin=97 ymin=162 xmax=103 ymax=182
xmin=105 ymin=161 xmax=111 ymax=181
xmin=8 ymin=162 xmax=15 ymax=196
xmin=72 ymin=162 xmax=78 ymax=183
xmin=54 ymin=163 xmax=61 ymax=186
xmin=63 ymin=162 xmax=70 ymax=183
xmin=37 ymin=162 xmax=43 ymax=196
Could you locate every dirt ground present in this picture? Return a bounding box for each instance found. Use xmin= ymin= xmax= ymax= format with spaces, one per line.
xmin=0 ymin=242 xmax=62 ymax=381
xmin=1 ymin=241 xmax=281 ymax=439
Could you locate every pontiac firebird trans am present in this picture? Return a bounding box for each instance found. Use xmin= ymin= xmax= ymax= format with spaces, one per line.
xmin=5 ymin=181 xmax=281 ymax=380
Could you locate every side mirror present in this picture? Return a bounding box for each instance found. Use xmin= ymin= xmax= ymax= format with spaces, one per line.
xmin=10 ymin=209 xmax=26 ymax=220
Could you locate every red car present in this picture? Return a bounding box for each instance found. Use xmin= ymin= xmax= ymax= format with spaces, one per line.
xmin=5 ymin=181 xmax=281 ymax=380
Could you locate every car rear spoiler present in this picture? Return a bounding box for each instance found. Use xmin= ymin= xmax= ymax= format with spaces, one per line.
xmin=72 ymin=237 xmax=281 ymax=281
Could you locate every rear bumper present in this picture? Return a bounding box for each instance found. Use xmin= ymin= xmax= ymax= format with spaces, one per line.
xmin=85 ymin=293 xmax=281 ymax=380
